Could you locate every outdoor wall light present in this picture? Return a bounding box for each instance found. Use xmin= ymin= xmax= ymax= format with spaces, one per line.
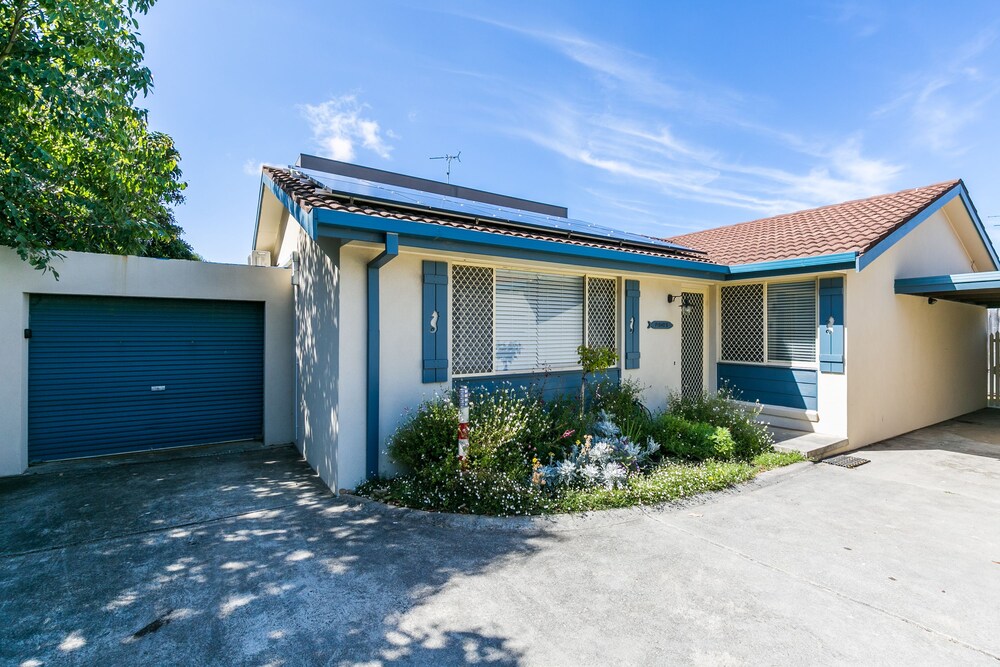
xmin=667 ymin=293 xmax=695 ymax=315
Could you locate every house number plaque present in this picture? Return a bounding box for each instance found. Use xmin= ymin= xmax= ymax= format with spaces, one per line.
xmin=647 ymin=320 xmax=673 ymax=329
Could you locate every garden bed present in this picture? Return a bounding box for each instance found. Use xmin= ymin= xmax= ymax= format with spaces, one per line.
xmin=357 ymin=381 xmax=805 ymax=516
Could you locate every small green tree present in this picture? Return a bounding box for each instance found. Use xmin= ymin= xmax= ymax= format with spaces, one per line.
xmin=577 ymin=345 xmax=619 ymax=417
xmin=0 ymin=0 xmax=196 ymax=274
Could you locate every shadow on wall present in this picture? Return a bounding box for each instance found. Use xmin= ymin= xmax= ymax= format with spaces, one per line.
xmin=0 ymin=447 xmax=538 ymax=665
xmin=296 ymin=235 xmax=341 ymax=490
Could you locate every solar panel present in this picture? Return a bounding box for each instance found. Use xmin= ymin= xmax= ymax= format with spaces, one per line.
xmin=294 ymin=167 xmax=699 ymax=254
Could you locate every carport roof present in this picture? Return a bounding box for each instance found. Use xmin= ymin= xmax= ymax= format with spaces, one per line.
xmin=895 ymin=272 xmax=1000 ymax=307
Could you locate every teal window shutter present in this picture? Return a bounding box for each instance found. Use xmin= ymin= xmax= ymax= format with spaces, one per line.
xmin=625 ymin=280 xmax=640 ymax=369
xmin=819 ymin=277 xmax=844 ymax=373
xmin=422 ymin=261 xmax=448 ymax=383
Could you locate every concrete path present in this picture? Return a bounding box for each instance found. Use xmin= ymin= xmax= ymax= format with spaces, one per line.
xmin=1 ymin=412 xmax=999 ymax=666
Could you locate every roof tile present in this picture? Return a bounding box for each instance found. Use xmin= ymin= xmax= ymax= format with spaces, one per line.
xmin=667 ymin=181 xmax=961 ymax=265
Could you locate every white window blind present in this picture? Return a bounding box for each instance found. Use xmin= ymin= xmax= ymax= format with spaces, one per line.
xmin=495 ymin=270 xmax=584 ymax=372
xmin=767 ymin=281 xmax=816 ymax=363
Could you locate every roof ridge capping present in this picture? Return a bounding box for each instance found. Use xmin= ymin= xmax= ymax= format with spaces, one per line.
xmin=666 ymin=179 xmax=975 ymax=267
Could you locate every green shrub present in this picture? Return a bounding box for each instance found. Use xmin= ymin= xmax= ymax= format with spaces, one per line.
xmin=358 ymin=466 xmax=551 ymax=516
xmin=591 ymin=378 xmax=652 ymax=443
xmin=650 ymin=414 xmax=735 ymax=461
xmin=388 ymin=387 xmax=561 ymax=478
xmin=388 ymin=396 xmax=460 ymax=473
xmin=466 ymin=387 xmax=545 ymax=477
xmin=665 ymin=388 xmax=773 ymax=460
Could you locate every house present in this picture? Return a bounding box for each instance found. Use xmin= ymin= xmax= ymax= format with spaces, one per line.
xmin=252 ymin=154 xmax=999 ymax=493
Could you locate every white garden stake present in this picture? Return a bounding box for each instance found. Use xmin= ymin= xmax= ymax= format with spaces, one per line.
xmin=457 ymin=385 xmax=470 ymax=458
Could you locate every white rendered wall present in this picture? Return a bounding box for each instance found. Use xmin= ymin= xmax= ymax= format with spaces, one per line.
xmin=294 ymin=231 xmax=346 ymax=491
xmin=621 ymin=276 xmax=709 ymax=413
xmin=847 ymin=209 xmax=987 ymax=447
xmin=329 ymin=245 xmax=715 ymax=487
xmin=0 ymin=248 xmax=294 ymax=477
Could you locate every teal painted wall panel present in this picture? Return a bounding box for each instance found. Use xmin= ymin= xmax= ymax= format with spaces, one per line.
xmin=717 ymin=362 xmax=818 ymax=410
xmin=458 ymin=368 xmax=621 ymax=402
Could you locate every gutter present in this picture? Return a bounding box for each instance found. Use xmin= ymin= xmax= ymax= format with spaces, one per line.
xmin=726 ymin=252 xmax=858 ymax=280
xmin=366 ymin=233 xmax=399 ymax=479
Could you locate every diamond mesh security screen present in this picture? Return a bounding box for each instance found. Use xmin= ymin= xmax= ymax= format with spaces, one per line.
xmin=587 ymin=277 xmax=617 ymax=351
xmin=720 ymin=284 xmax=764 ymax=363
xmin=767 ymin=281 xmax=816 ymax=363
xmin=452 ymin=265 xmax=494 ymax=375
xmin=681 ymin=292 xmax=704 ymax=397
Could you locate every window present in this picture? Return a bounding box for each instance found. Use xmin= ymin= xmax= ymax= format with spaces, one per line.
xmin=452 ymin=265 xmax=494 ymax=375
xmin=720 ymin=281 xmax=816 ymax=365
xmin=720 ymin=284 xmax=764 ymax=363
xmin=451 ymin=266 xmax=617 ymax=375
xmin=587 ymin=277 xmax=617 ymax=351
xmin=766 ymin=281 xmax=816 ymax=363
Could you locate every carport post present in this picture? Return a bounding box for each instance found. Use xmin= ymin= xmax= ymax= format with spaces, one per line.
xmin=366 ymin=233 xmax=399 ymax=480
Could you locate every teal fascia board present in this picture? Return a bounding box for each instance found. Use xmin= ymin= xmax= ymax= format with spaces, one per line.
xmin=859 ymin=183 xmax=1000 ymax=272
xmin=313 ymin=208 xmax=729 ymax=280
xmin=262 ymin=172 xmax=316 ymax=238
xmin=725 ymin=252 xmax=858 ymax=279
xmin=957 ymin=185 xmax=1000 ymax=270
xmin=895 ymin=271 xmax=1000 ymax=295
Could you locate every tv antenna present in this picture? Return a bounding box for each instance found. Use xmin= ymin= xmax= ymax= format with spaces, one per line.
xmin=430 ymin=151 xmax=461 ymax=183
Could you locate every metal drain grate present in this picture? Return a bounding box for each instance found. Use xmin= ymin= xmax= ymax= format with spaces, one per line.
xmin=823 ymin=455 xmax=870 ymax=468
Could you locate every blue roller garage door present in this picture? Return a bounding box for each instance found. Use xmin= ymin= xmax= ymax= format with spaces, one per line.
xmin=28 ymin=295 xmax=264 ymax=462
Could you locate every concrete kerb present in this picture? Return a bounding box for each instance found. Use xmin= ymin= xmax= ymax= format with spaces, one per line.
xmin=338 ymin=460 xmax=814 ymax=534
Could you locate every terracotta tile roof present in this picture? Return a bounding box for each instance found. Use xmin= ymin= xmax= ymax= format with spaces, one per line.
xmin=667 ymin=180 xmax=962 ymax=265
xmin=264 ymin=166 xmax=712 ymax=263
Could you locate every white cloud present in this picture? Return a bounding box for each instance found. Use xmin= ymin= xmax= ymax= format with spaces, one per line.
xmin=242 ymin=158 xmax=264 ymax=176
xmin=299 ymin=94 xmax=394 ymax=161
xmin=510 ymin=96 xmax=900 ymax=222
xmin=877 ymin=28 xmax=1000 ymax=153
xmin=464 ymin=17 xmax=901 ymax=227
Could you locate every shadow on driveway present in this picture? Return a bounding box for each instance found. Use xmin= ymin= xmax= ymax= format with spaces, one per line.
xmin=0 ymin=446 xmax=541 ymax=665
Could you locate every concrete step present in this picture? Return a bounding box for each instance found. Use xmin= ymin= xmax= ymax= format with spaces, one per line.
xmin=769 ymin=427 xmax=852 ymax=460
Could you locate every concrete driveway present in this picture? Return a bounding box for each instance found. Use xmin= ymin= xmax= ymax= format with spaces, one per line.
xmin=2 ymin=412 xmax=999 ymax=666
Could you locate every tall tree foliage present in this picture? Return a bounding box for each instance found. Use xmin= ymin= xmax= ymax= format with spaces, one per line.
xmin=0 ymin=0 xmax=196 ymax=273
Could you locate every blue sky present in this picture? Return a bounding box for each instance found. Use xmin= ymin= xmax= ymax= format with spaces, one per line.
xmin=140 ymin=1 xmax=1000 ymax=264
